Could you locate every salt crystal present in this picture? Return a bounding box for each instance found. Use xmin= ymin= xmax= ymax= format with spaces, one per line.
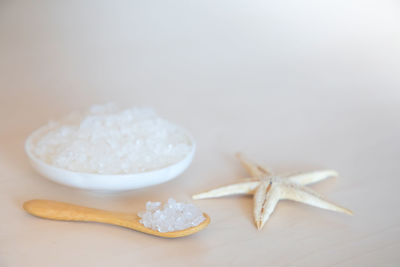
xmin=32 ymin=104 xmax=193 ymax=174
xmin=138 ymin=198 xmax=205 ymax=232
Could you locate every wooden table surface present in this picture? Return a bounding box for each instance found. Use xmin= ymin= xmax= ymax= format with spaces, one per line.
xmin=1 ymin=0 xmax=399 ymax=266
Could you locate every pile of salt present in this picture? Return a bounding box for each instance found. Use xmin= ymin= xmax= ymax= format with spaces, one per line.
xmin=138 ymin=198 xmax=205 ymax=232
xmin=32 ymin=104 xmax=193 ymax=174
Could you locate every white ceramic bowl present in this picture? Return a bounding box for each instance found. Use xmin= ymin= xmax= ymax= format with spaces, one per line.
xmin=25 ymin=125 xmax=196 ymax=192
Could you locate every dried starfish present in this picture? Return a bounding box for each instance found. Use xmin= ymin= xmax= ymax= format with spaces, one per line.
xmin=193 ymin=154 xmax=352 ymax=230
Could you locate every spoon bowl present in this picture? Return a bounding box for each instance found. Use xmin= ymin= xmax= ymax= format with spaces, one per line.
xmin=23 ymin=199 xmax=210 ymax=238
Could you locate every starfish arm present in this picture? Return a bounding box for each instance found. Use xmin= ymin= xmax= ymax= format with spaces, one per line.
xmin=192 ymin=181 xmax=259 ymax=200
xmin=287 ymin=170 xmax=338 ymax=185
xmin=280 ymin=183 xmax=353 ymax=215
xmin=253 ymin=181 xmax=281 ymax=230
xmin=236 ymin=153 xmax=271 ymax=177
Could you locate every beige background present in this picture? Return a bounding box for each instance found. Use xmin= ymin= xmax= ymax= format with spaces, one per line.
xmin=1 ymin=0 xmax=400 ymax=266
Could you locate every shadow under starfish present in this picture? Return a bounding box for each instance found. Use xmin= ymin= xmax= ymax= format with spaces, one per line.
xmin=192 ymin=153 xmax=353 ymax=230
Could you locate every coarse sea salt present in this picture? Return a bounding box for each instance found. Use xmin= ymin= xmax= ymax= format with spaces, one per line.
xmin=138 ymin=198 xmax=205 ymax=232
xmin=32 ymin=104 xmax=193 ymax=174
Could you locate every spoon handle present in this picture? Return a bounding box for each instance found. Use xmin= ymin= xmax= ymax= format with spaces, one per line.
xmin=23 ymin=199 xmax=135 ymax=225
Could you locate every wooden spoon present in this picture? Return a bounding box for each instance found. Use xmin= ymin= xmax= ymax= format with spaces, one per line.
xmin=23 ymin=199 xmax=210 ymax=238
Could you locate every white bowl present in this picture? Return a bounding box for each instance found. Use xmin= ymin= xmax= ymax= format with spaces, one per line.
xmin=25 ymin=126 xmax=196 ymax=192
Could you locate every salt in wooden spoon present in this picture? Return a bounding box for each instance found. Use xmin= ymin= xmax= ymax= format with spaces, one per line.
xmin=23 ymin=199 xmax=210 ymax=238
